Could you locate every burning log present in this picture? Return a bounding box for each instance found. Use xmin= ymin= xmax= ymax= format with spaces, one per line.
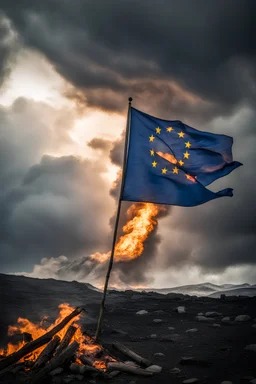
xmin=55 ymin=325 xmax=77 ymax=356
xmin=32 ymin=336 xmax=61 ymax=370
xmin=0 ymin=306 xmax=83 ymax=371
xmin=0 ymin=361 xmax=33 ymax=377
xmin=113 ymin=342 xmax=151 ymax=367
xmin=107 ymin=362 xmax=153 ymax=376
xmin=29 ymin=341 xmax=79 ymax=384
xmin=79 ymin=354 xmax=94 ymax=366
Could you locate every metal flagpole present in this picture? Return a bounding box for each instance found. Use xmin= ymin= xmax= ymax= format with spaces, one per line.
xmin=95 ymin=97 xmax=133 ymax=341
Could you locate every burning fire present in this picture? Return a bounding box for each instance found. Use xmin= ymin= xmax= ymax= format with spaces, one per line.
xmin=0 ymin=304 xmax=111 ymax=370
xmin=90 ymin=202 xmax=165 ymax=263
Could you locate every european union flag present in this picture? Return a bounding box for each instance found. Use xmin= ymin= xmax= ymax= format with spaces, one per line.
xmin=122 ymin=107 xmax=242 ymax=207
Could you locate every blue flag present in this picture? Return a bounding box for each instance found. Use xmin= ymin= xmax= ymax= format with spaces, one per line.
xmin=122 ymin=107 xmax=242 ymax=207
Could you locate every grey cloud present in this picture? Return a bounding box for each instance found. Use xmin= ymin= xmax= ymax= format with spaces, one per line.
xmin=0 ymin=12 xmax=19 ymax=88
xmin=152 ymin=105 xmax=256 ymax=275
xmin=1 ymin=0 xmax=255 ymax=117
xmin=0 ymin=98 xmax=114 ymax=273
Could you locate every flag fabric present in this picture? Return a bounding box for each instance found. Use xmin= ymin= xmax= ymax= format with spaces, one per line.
xmin=121 ymin=107 xmax=242 ymax=207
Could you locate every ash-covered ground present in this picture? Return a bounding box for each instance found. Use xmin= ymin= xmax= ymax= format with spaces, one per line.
xmin=0 ymin=273 xmax=256 ymax=384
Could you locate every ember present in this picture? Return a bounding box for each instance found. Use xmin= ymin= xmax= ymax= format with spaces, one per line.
xmin=0 ymin=304 xmax=159 ymax=382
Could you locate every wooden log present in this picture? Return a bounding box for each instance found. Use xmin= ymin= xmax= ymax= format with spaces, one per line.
xmin=0 ymin=307 xmax=83 ymax=371
xmin=107 ymin=362 xmax=153 ymax=376
xmin=29 ymin=341 xmax=79 ymax=384
xmin=55 ymin=325 xmax=77 ymax=356
xmin=32 ymin=336 xmax=60 ymax=370
xmin=112 ymin=342 xmax=151 ymax=367
xmin=79 ymin=354 xmax=94 ymax=366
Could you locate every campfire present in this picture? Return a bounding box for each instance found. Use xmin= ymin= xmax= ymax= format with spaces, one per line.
xmin=0 ymin=304 xmax=159 ymax=383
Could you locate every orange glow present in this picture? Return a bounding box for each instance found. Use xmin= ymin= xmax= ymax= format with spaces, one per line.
xmin=0 ymin=303 xmax=80 ymax=360
xmin=90 ymin=203 xmax=166 ymax=264
xmin=0 ymin=303 xmax=108 ymax=365
xmin=156 ymin=151 xmax=178 ymax=164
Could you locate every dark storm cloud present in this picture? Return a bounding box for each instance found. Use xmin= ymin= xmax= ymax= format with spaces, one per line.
xmin=154 ymin=106 xmax=256 ymax=275
xmin=0 ymin=98 xmax=114 ymax=273
xmin=1 ymin=0 xmax=255 ymax=118
xmin=0 ymin=12 xmax=18 ymax=88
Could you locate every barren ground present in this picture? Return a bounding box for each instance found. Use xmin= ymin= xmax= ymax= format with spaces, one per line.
xmin=0 ymin=274 xmax=256 ymax=384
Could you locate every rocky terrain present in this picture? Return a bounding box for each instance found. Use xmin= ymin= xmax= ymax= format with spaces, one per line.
xmin=0 ymin=274 xmax=256 ymax=384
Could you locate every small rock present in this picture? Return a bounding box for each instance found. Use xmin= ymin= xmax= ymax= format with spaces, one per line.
xmin=50 ymin=367 xmax=64 ymax=376
xmin=212 ymin=323 xmax=221 ymax=327
xmin=177 ymin=306 xmax=186 ymax=314
xmin=150 ymin=334 xmax=157 ymax=339
xmin=182 ymin=379 xmax=199 ymax=383
xmin=153 ymin=318 xmax=163 ymax=323
xmin=196 ymin=315 xmax=214 ymax=322
xmin=154 ymin=352 xmax=165 ymax=357
xmin=221 ymin=317 xmax=231 ymax=323
xmin=136 ymin=310 xmax=148 ymax=315
xmin=159 ymin=334 xmax=175 ymax=342
xmin=75 ymin=375 xmax=84 ymax=381
xmin=185 ymin=328 xmax=198 ymax=333
xmin=145 ymin=365 xmax=162 ymax=373
xmin=170 ymin=367 xmax=181 ymax=374
xmin=168 ymin=326 xmax=175 ymax=330
xmin=205 ymin=311 xmax=221 ymax=317
xmin=235 ymin=315 xmax=251 ymax=322
xmin=221 ymin=381 xmax=233 ymax=384
xmin=245 ymin=344 xmax=256 ymax=352
xmin=197 ymin=312 xmax=204 ymax=316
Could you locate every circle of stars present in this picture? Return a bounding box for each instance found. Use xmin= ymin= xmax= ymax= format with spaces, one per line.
xmin=148 ymin=126 xmax=195 ymax=182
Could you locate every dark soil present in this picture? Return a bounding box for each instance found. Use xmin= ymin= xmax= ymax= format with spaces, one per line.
xmin=0 ymin=274 xmax=256 ymax=384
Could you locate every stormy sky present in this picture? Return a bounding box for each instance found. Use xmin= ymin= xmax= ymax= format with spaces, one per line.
xmin=0 ymin=1 xmax=255 ymax=288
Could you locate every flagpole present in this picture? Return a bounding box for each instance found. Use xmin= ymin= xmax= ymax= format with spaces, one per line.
xmin=95 ymin=97 xmax=133 ymax=341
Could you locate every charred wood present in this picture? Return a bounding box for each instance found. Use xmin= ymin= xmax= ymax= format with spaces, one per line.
xmin=112 ymin=342 xmax=151 ymax=367
xmin=29 ymin=341 xmax=79 ymax=384
xmin=32 ymin=336 xmax=60 ymax=370
xmin=107 ymin=362 xmax=153 ymax=376
xmin=0 ymin=307 xmax=83 ymax=371
xmin=55 ymin=325 xmax=77 ymax=356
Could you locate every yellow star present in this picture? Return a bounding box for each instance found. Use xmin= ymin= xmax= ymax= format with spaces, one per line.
xmin=179 ymin=160 xmax=184 ymax=166
xmin=173 ymin=166 xmax=179 ymax=174
xmin=166 ymin=127 xmax=173 ymax=132
xmin=152 ymin=161 xmax=157 ymax=168
xmin=155 ymin=127 xmax=161 ymax=134
xmin=161 ymin=167 xmax=167 ymax=174
xmin=185 ymin=141 xmax=191 ymax=148
xmin=183 ymin=151 xmax=190 ymax=159
xmin=178 ymin=131 xmax=185 ymax=138
xmin=149 ymin=134 xmax=155 ymax=142
xmin=150 ymin=149 xmax=154 ymax=156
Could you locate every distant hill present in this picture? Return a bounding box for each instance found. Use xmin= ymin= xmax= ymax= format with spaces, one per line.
xmin=140 ymin=282 xmax=256 ymax=297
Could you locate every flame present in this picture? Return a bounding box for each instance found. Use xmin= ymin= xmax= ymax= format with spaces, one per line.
xmin=156 ymin=151 xmax=178 ymax=164
xmin=0 ymin=304 xmax=80 ymax=361
xmin=90 ymin=202 xmax=165 ymax=264
xmin=0 ymin=304 xmax=111 ymax=371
